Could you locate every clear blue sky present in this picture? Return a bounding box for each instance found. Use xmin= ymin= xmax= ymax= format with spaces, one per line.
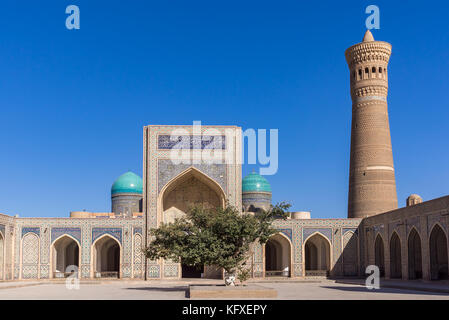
xmin=0 ymin=1 xmax=448 ymax=218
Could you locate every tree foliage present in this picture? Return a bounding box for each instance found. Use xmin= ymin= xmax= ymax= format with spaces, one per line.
xmin=144 ymin=202 xmax=291 ymax=274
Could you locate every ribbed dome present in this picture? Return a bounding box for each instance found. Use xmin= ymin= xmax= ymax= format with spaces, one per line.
xmin=242 ymin=172 xmax=271 ymax=193
xmin=111 ymin=171 xmax=143 ymax=195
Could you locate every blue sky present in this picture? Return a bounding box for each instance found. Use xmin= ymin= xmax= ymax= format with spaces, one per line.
xmin=0 ymin=1 xmax=448 ymax=218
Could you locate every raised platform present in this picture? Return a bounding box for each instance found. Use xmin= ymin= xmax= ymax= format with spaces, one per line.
xmin=189 ymin=284 xmax=277 ymax=299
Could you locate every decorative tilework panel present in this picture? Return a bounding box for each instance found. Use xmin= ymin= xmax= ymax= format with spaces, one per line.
xmin=22 ymin=227 xmax=40 ymax=237
xmin=164 ymin=264 xmax=179 ymax=278
xmin=92 ymin=228 xmax=122 ymax=244
xmin=148 ymin=264 xmax=160 ymax=278
xmin=40 ymin=265 xmax=50 ymax=279
xmin=22 ymin=233 xmax=39 ymax=279
xmin=158 ymin=135 xmax=226 ymax=150
xmin=51 ymin=227 xmax=81 ymax=244
xmin=157 ymin=160 xmax=227 ymax=194
xmin=303 ymin=228 xmax=333 ymax=243
xmin=278 ymin=228 xmax=292 ymax=241
xmin=22 ymin=233 xmax=39 ymax=264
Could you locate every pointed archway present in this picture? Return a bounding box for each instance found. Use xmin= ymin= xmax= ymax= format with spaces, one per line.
xmin=408 ymin=228 xmax=422 ymax=280
xmin=429 ymin=224 xmax=448 ymax=280
xmin=342 ymin=231 xmax=359 ymax=276
xmin=51 ymin=235 xmax=80 ymax=278
xmin=390 ymin=232 xmax=402 ymax=279
xmin=304 ymin=233 xmax=331 ymax=277
xmin=93 ymin=235 xmax=121 ymax=278
xmin=159 ymin=167 xmax=226 ymax=224
xmin=159 ymin=167 xmax=226 ymax=279
xmin=264 ymin=233 xmax=291 ymax=277
xmin=374 ymin=234 xmax=385 ymax=277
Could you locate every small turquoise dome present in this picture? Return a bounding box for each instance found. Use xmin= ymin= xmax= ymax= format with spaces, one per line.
xmin=111 ymin=171 xmax=143 ymax=195
xmin=242 ymin=172 xmax=271 ymax=193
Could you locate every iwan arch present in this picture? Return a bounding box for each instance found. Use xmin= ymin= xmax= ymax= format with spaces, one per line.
xmin=0 ymin=30 xmax=448 ymax=282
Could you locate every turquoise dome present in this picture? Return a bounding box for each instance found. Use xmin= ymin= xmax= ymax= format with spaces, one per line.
xmin=111 ymin=171 xmax=143 ymax=195
xmin=242 ymin=172 xmax=271 ymax=193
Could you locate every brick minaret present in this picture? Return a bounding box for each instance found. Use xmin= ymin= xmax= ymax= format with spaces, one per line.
xmin=345 ymin=30 xmax=398 ymax=218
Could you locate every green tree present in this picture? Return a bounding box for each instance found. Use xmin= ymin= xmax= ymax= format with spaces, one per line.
xmin=144 ymin=202 xmax=290 ymax=285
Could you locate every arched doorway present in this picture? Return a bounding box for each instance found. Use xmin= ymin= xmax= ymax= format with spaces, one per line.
xmin=51 ymin=235 xmax=80 ymax=278
xmin=374 ymin=234 xmax=385 ymax=277
xmin=181 ymin=263 xmax=204 ymax=278
xmin=265 ymin=233 xmax=291 ymax=277
xmin=390 ymin=232 xmax=402 ymax=279
xmin=429 ymin=224 xmax=448 ymax=280
xmin=93 ymin=235 xmax=120 ymax=278
xmin=304 ymin=233 xmax=330 ymax=277
xmin=408 ymin=228 xmax=422 ymax=279
xmin=160 ymin=167 xmax=226 ymax=279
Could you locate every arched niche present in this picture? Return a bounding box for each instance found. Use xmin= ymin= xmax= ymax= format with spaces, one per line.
xmin=304 ymin=233 xmax=331 ymax=276
xmin=374 ymin=234 xmax=385 ymax=277
xmin=158 ymin=167 xmax=226 ymax=224
xmin=264 ymin=233 xmax=292 ymax=277
xmin=408 ymin=228 xmax=422 ymax=280
xmin=51 ymin=235 xmax=80 ymax=278
xmin=389 ymin=231 xmax=402 ymax=279
xmin=429 ymin=224 xmax=448 ymax=280
xmin=92 ymin=235 xmax=121 ymax=278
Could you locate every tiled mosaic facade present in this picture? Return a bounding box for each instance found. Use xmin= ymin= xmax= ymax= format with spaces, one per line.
xmin=7 ymin=217 xmax=144 ymax=280
xmin=0 ymin=125 xmax=447 ymax=282
xmin=143 ymin=125 xmax=242 ymax=279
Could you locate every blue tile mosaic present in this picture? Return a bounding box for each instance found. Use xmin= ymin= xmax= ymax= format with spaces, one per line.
xmin=22 ymin=227 xmax=40 ymax=237
xmin=303 ymin=228 xmax=332 ymax=243
xmin=92 ymin=228 xmax=122 ymax=244
xmin=158 ymin=135 xmax=226 ymax=150
xmin=278 ymin=228 xmax=292 ymax=241
xmin=51 ymin=227 xmax=81 ymax=243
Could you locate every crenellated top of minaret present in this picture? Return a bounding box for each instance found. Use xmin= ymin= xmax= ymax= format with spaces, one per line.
xmin=345 ymin=30 xmax=391 ymax=68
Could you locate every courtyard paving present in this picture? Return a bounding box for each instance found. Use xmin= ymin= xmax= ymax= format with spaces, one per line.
xmin=0 ymin=279 xmax=448 ymax=299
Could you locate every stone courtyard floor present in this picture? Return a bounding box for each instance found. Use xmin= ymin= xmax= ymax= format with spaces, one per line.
xmin=0 ymin=279 xmax=448 ymax=299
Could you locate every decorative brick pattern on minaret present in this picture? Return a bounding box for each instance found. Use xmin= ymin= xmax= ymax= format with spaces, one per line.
xmin=345 ymin=30 xmax=398 ymax=218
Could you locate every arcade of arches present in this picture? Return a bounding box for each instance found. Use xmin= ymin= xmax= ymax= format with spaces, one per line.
xmin=372 ymin=225 xmax=449 ymax=280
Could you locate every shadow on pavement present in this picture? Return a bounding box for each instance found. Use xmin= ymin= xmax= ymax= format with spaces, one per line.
xmin=321 ymin=285 xmax=449 ymax=296
xmin=125 ymin=285 xmax=190 ymax=297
